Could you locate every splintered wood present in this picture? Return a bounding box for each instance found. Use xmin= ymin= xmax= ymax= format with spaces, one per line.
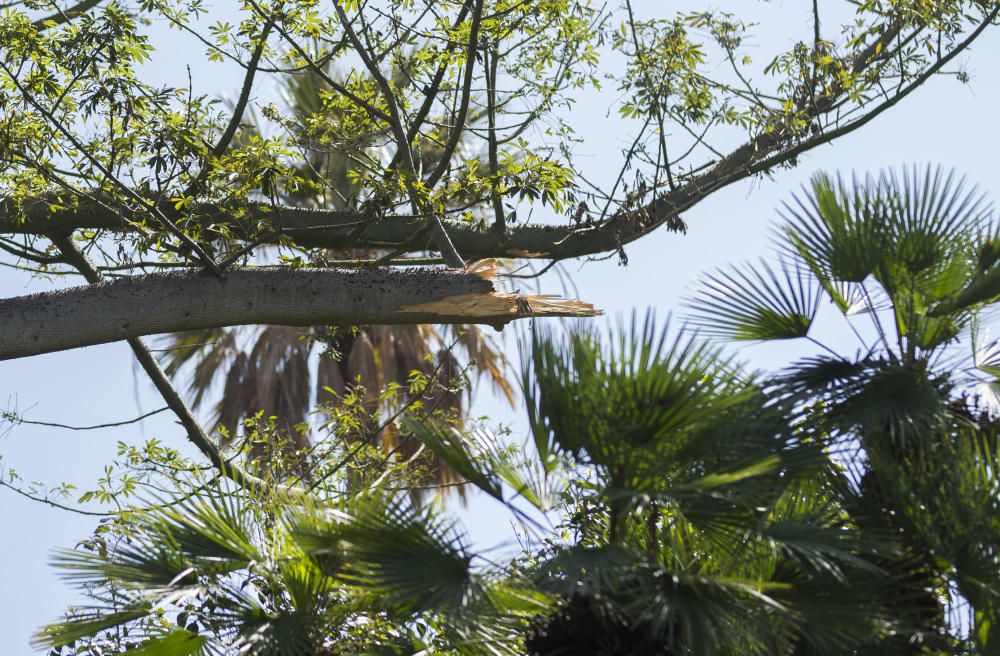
xmin=397 ymin=259 xmax=602 ymax=326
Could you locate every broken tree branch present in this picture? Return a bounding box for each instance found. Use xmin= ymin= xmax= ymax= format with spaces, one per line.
xmin=0 ymin=260 xmax=599 ymax=360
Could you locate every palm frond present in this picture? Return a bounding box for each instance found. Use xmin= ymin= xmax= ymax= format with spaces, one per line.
xmin=684 ymin=258 xmax=820 ymax=341
xmin=401 ymin=417 xmax=560 ymax=512
xmin=118 ymin=627 xmax=211 ymax=656
xmin=399 ymin=416 xmax=502 ymax=502
xmin=51 ymin=539 xmax=195 ymax=590
xmin=778 ymin=171 xmax=888 ymax=284
xmin=762 ymin=520 xmax=885 ymax=582
xmin=524 ymin=314 xmax=748 ymax=471
xmin=151 ymin=492 xmax=262 ymax=570
xmin=159 ymin=328 xmax=233 ymax=380
xmin=778 ymin=166 xmax=992 ymax=344
xmin=781 ymin=355 xmax=949 ymax=449
xmin=231 ymin=595 xmax=321 ymax=656
xmin=533 ymin=545 xmax=792 ymax=656
xmin=451 ymin=324 xmax=515 ymax=406
xmin=973 ymin=322 xmax=1000 ymax=377
xmin=879 ymin=165 xmax=987 ymax=276
xmin=289 ymin=495 xmax=475 ymax=615
xmin=827 ymin=280 xmax=888 ymax=316
xmin=52 ymin=492 xmax=259 ymax=593
xmin=33 ymin=606 xmax=152 ymax=650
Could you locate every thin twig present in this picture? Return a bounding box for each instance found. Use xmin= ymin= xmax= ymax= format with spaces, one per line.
xmin=5 ymin=406 xmax=169 ymax=431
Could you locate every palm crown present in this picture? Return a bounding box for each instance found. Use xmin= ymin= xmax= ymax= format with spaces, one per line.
xmin=685 ymin=164 xmax=1000 ymax=651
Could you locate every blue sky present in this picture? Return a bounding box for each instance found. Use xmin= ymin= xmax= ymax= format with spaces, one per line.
xmin=3 ymin=2 xmax=1000 ymax=652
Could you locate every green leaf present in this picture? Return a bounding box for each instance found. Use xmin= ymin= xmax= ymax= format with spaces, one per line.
xmin=524 ymin=313 xmax=750 ymax=470
xmin=973 ymin=324 xmax=1000 ymax=377
xmin=122 ymin=628 xmax=210 ymax=656
xmin=399 ymin=416 xmax=503 ymax=502
xmin=290 ymin=495 xmax=475 ymax=615
xmin=779 ymin=172 xmax=887 ymax=284
xmin=684 ymin=259 xmax=819 ymax=341
xmin=33 ymin=606 xmax=152 ymax=650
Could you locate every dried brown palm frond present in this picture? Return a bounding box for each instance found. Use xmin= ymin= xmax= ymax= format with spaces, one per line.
xmin=207 ymin=325 xmax=312 ymax=478
xmin=452 ymin=323 xmax=515 ymax=406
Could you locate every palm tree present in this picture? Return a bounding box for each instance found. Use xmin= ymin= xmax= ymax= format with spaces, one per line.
xmin=38 ymin=316 xmax=932 ymax=655
xmin=684 ymin=165 xmax=1000 ymax=652
xmin=512 ymin=316 xmax=933 ymax=655
xmin=160 ymin=54 xmax=513 ymax=486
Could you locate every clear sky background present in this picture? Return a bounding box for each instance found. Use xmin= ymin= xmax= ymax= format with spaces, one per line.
xmin=3 ymin=1 xmax=1000 ymax=652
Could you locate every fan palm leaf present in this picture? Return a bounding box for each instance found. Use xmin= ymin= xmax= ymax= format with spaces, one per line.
xmin=683 ymin=165 xmax=1000 ymax=650
xmin=684 ymin=258 xmax=820 ymax=341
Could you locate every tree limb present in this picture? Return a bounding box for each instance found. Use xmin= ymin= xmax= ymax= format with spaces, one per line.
xmin=31 ymin=0 xmax=102 ymax=29
xmin=5 ymin=405 xmax=169 ymax=430
xmin=331 ymin=0 xmax=468 ymax=267
xmin=1 ymin=11 xmax=992 ymax=263
xmin=0 ymin=260 xmax=599 ymax=360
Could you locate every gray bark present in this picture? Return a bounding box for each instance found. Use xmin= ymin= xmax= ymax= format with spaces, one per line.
xmin=0 ymin=265 xmax=599 ymax=360
xmin=2 ymin=198 xmax=632 ymax=259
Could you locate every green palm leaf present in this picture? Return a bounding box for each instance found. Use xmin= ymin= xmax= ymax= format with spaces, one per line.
xmin=51 ymin=539 xmax=197 ymax=590
xmin=120 ymin=628 xmax=212 ymax=656
xmin=973 ymin=323 xmax=1000 ymax=377
xmin=781 ymin=355 xmax=948 ymax=448
xmin=880 ymin=166 xmax=986 ymax=275
xmin=153 ymin=492 xmax=262 ymax=569
xmin=779 ymin=171 xmax=888 ymax=285
xmin=778 ymin=166 xmax=990 ymax=343
xmin=48 ymin=492 xmax=261 ymax=620
xmin=524 ymin=314 xmax=749 ymax=469
xmin=684 ymin=259 xmax=820 ymax=341
xmin=398 ymin=416 xmax=504 ymax=502
xmin=289 ymin=495 xmax=475 ymax=615
xmin=32 ymin=605 xmax=153 ymax=650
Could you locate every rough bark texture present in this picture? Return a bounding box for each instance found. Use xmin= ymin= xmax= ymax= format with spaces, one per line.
xmin=0 ymin=262 xmax=599 ymax=360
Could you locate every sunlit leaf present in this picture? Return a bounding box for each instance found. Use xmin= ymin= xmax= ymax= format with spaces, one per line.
xmin=685 ymin=259 xmax=820 ymax=341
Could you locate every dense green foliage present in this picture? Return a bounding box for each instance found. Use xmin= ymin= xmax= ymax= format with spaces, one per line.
xmin=36 ymin=165 xmax=1000 ymax=655
xmin=0 ymin=1 xmax=995 ymax=263
xmin=4 ymin=0 xmax=1000 ymax=653
xmin=30 ymin=319 xmax=897 ymax=655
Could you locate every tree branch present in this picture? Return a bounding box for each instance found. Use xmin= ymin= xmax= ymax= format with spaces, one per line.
xmin=331 ymin=0 xmax=468 ymax=267
xmin=5 ymin=406 xmax=169 ymax=431
xmin=424 ymin=0 xmax=484 ymax=188
xmin=0 ymin=261 xmax=599 ymax=360
xmin=31 ymin=0 xmax=102 ymax=29
xmin=1 ymin=12 xmax=992 ymax=263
